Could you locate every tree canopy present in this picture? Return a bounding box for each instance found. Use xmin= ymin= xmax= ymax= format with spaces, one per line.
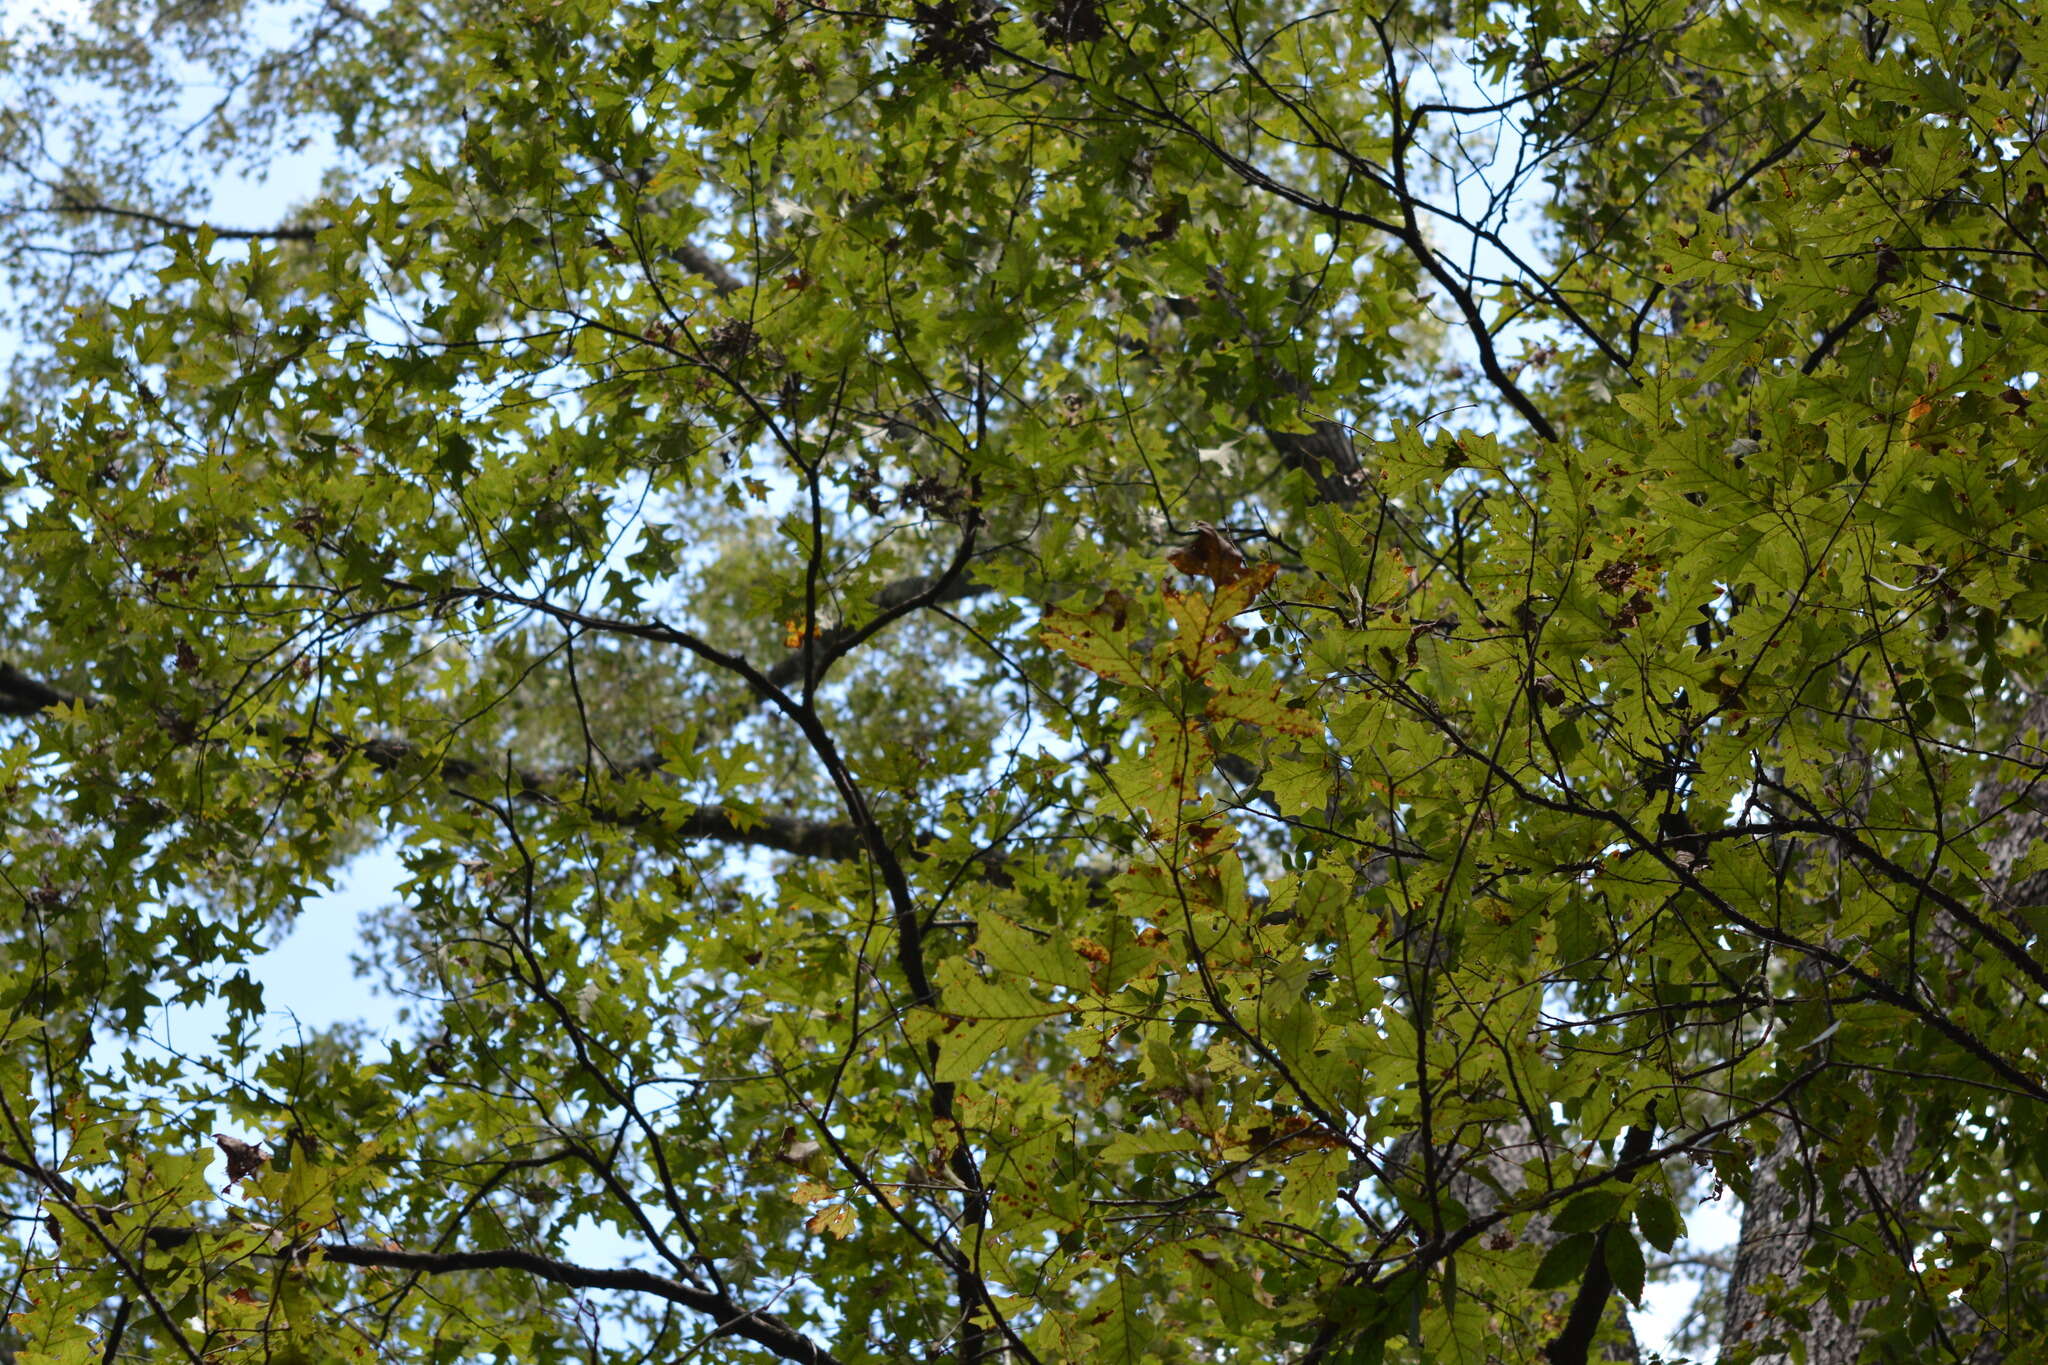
xmin=4 ymin=0 xmax=2048 ymax=1362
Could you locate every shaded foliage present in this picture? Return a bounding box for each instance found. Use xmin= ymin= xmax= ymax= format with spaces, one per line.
xmin=4 ymin=1 xmax=2048 ymax=1364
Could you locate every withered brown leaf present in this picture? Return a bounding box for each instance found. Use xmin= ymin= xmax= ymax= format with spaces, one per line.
xmin=213 ymin=1133 xmax=268 ymax=1190
xmin=1168 ymin=522 xmax=1253 ymax=587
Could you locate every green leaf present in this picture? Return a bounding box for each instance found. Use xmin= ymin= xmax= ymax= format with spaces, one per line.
xmin=1547 ymin=718 xmax=1583 ymax=763
xmin=1549 ymin=1189 xmax=1628 ymax=1236
xmin=1604 ymin=1226 xmax=1647 ymax=1307
xmin=1530 ymin=1234 xmax=1599 ymax=1291
xmin=1634 ymin=1190 xmax=1684 ymax=1254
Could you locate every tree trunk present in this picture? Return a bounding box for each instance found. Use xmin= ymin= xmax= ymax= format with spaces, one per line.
xmin=1716 ymin=1098 xmax=1922 ymax=1365
xmin=1718 ymin=689 xmax=2048 ymax=1364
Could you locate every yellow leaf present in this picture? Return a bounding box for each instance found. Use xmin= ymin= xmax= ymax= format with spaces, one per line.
xmin=805 ymin=1202 xmax=856 ymax=1238
xmin=1040 ymin=600 xmax=1150 ymax=686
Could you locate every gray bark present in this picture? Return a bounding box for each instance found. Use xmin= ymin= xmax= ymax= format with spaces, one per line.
xmin=1716 ymin=1100 xmax=1921 ymax=1365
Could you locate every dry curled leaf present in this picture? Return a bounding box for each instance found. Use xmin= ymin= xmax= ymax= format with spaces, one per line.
xmin=1168 ymin=522 xmax=1253 ymax=587
xmin=213 ymin=1133 xmax=268 ymax=1190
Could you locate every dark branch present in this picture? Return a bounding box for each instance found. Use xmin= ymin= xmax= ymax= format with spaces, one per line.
xmin=672 ymin=242 xmax=744 ymax=296
xmin=0 ymin=663 xmax=873 ymax=860
xmin=99 ymin=1299 xmax=132 ymax=1365
xmin=1541 ymin=1123 xmax=1656 ymax=1365
xmin=1800 ymin=290 xmax=1883 ymax=375
xmin=324 ymin=1242 xmax=844 ymax=1365
xmin=0 ymin=561 xmax=999 ymax=863
xmin=0 ymin=660 xmax=71 ymax=715
xmin=2 ymin=1149 xmax=842 ymax=1365
xmin=363 ymin=737 xmax=873 ymax=860
xmin=763 ymin=567 xmax=993 ymax=694
xmin=45 ymin=197 xmax=745 ymax=296
xmin=50 ymin=197 xmax=320 ymax=242
xmin=1295 ymin=1089 xmax=1809 ymax=1364
xmin=1707 ymin=112 xmax=1827 ymax=213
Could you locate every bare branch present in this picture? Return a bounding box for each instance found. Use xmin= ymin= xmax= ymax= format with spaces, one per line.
xmin=0 ymin=660 xmax=71 ymax=715
xmin=321 ymin=1243 xmax=844 ymax=1365
xmin=47 ymin=197 xmax=321 ymax=242
xmin=39 ymin=198 xmax=746 ymax=298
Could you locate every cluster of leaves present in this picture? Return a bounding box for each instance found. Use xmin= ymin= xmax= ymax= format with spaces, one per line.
xmin=3 ymin=0 xmax=2048 ymax=1363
